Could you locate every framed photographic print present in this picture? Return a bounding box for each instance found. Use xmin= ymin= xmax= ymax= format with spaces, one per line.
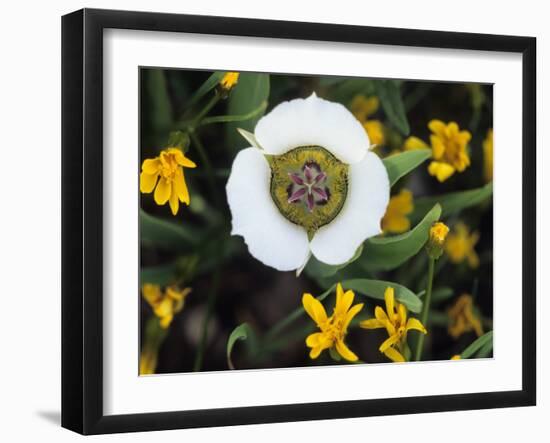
xmin=61 ymin=8 xmax=536 ymax=435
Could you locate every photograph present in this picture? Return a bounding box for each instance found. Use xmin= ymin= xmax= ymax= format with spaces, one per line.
xmin=138 ymin=68 xmax=494 ymax=374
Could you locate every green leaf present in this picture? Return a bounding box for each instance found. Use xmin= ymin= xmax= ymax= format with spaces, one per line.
xmin=304 ymin=244 xmax=363 ymax=279
xmin=226 ymin=73 xmax=270 ymax=151
xmin=341 ymin=279 xmax=422 ymax=313
xmin=141 ymin=70 xmax=173 ymax=143
xmin=140 ymin=264 xmax=176 ymax=285
xmin=383 ymin=149 xmax=432 ymax=186
xmin=431 ymin=287 xmax=455 ymax=303
xmin=140 ymin=209 xmax=202 ymax=251
xmin=186 ymin=71 xmax=225 ymax=109
xmin=460 ymin=331 xmax=493 ymax=359
xmin=411 ymin=182 xmax=493 ymax=224
xmin=226 ymin=323 xmax=257 ymax=370
xmin=328 ymin=78 xmax=375 ymax=103
xmin=374 ymin=80 xmax=410 ymax=135
xmin=360 ymin=204 xmax=442 ymax=271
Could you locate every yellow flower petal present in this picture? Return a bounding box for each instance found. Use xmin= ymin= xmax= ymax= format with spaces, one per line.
xmin=342 ymin=303 xmax=364 ymax=331
xmin=364 ymin=120 xmax=385 ymax=146
xmin=447 ymin=121 xmax=459 ymax=137
xmin=428 ymin=161 xmax=455 ymax=182
xmin=428 ymin=119 xmax=446 ymax=137
xmin=406 ymin=317 xmax=427 ymax=334
xmin=398 ymin=303 xmax=407 ymax=326
xmin=374 ymin=305 xmax=389 ymax=323
xmin=309 ymin=346 xmax=324 ymax=359
xmin=154 ymin=177 xmax=172 ymax=205
xmin=170 ymin=148 xmax=197 ymax=168
xmin=383 ymin=215 xmax=410 ymax=233
xmin=302 ymin=293 xmax=328 ymax=326
xmin=350 ymin=95 xmax=379 ymax=121
xmin=336 ymin=288 xmax=355 ymax=316
xmin=159 ymin=313 xmax=173 ymax=329
xmin=335 ymin=340 xmax=358 ymax=362
xmin=384 ymin=287 xmax=396 ymax=321
xmin=142 ymin=283 xmax=161 ymax=306
xmin=140 ymin=171 xmax=159 ymax=194
xmin=306 ymin=332 xmax=325 ymax=348
xmin=141 ymin=158 xmax=161 ymax=174
xmin=451 ymin=355 xmax=461 ymax=360
xmin=430 ymin=135 xmax=446 ymax=159
xmin=383 ymin=347 xmax=405 ymax=362
xmin=359 ymin=318 xmax=386 ymax=329
xmin=379 ymin=333 xmax=400 ymax=352
xmin=403 ymin=136 xmax=429 ymax=151
xmin=169 ymin=190 xmax=179 ymax=215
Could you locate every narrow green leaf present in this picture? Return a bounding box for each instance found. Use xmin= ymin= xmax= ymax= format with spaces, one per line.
xmin=342 ymin=279 xmax=422 ymax=313
xmin=226 ymin=73 xmax=270 ymax=150
xmin=383 ymin=149 xmax=432 ymax=186
xmin=142 ymin=70 xmax=173 ymax=140
xmin=186 ymin=71 xmax=225 ymax=109
xmin=411 ymin=182 xmax=493 ymax=224
xmin=360 ymin=204 xmax=441 ymax=271
xmin=374 ymin=80 xmax=410 ymax=135
xmin=200 ymin=100 xmax=268 ymax=126
xmin=226 ymin=323 xmax=256 ymax=370
xmin=140 ymin=209 xmax=201 ymax=251
xmin=461 ymin=331 xmax=493 ymax=359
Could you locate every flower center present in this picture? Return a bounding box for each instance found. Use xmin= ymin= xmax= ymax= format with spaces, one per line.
xmin=159 ymin=153 xmax=178 ymax=180
xmin=268 ymin=146 xmax=348 ymax=236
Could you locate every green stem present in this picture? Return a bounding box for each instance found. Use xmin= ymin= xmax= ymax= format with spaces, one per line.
xmin=193 ymin=257 xmax=223 ymax=372
xmin=414 ymin=258 xmax=435 ymax=361
xmin=189 ymin=132 xmax=220 ymax=207
xmin=189 ymin=93 xmax=220 ymax=130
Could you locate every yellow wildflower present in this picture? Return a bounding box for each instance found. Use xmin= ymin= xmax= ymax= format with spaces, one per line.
xmin=427 ymin=120 xmax=472 ymax=182
xmin=450 ymin=355 xmax=461 ymax=360
xmin=139 ymin=346 xmax=158 ymax=375
xmin=350 ymin=95 xmax=386 ymax=147
xmin=142 ymin=283 xmax=191 ymax=329
xmin=382 ymin=189 xmax=414 ymax=233
xmin=447 ymin=294 xmax=483 ymax=339
xmin=219 ymin=72 xmax=240 ymax=91
xmin=360 ymin=287 xmax=426 ymax=362
xmin=445 ymin=222 xmax=480 ymax=268
xmin=140 ymin=148 xmax=197 ymax=215
xmin=303 ymin=283 xmax=364 ymax=362
xmin=483 ymin=128 xmax=493 ymax=182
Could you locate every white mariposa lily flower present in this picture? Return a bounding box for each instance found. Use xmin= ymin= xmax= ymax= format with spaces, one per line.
xmin=226 ymin=93 xmax=390 ymax=272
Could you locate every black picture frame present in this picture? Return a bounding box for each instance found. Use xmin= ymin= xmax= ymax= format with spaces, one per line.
xmin=62 ymin=8 xmax=537 ymax=435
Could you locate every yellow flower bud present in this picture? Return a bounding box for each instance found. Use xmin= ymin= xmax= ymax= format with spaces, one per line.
xmin=219 ymin=72 xmax=240 ymax=92
xmin=426 ymin=221 xmax=449 ymax=259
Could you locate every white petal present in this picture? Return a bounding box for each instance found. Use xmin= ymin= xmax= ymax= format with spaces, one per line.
xmin=226 ymin=147 xmax=310 ymax=271
xmin=309 ymin=151 xmax=389 ymax=265
xmin=254 ymin=93 xmax=369 ymax=164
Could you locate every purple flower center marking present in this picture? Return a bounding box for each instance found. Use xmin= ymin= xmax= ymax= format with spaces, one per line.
xmin=287 ymin=162 xmax=330 ymax=212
